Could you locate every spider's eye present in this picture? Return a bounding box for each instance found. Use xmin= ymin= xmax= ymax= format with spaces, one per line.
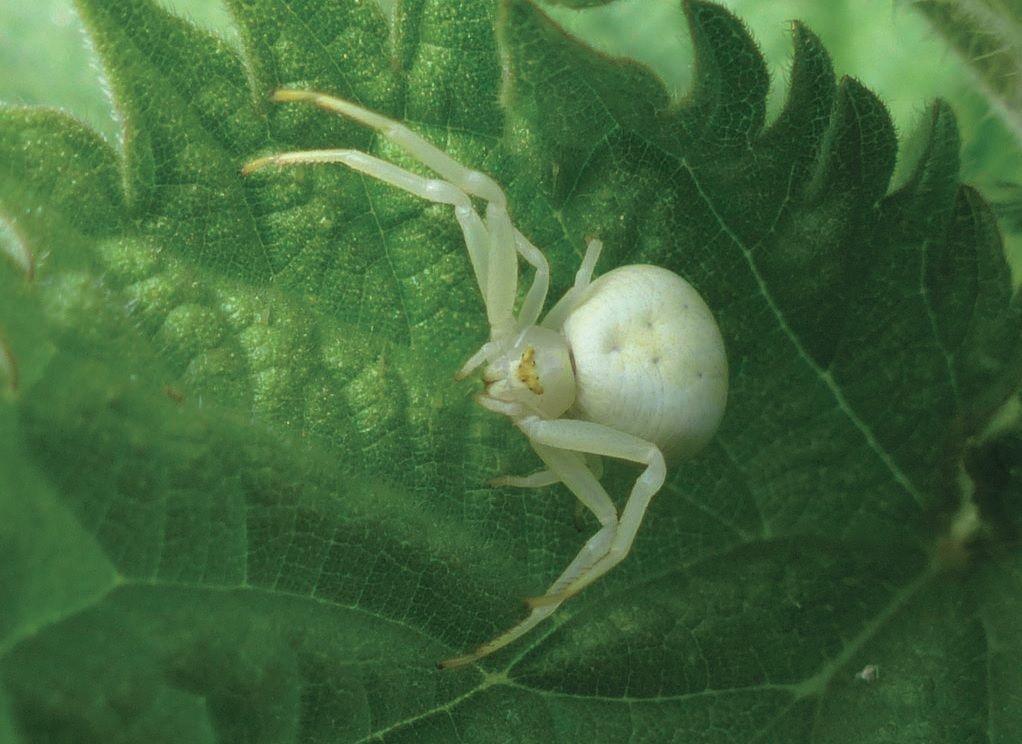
xmin=516 ymin=347 xmax=544 ymax=395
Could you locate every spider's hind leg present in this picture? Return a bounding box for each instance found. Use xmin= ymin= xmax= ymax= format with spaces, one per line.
xmin=439 ymin=444 xmax=617 ymax=669
xmin=518 ymin=417 xmax=666 ymax=606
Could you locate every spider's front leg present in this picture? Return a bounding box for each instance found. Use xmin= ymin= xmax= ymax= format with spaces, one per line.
xmin=284 ymin=88 xmax=549 ymax=337
xmin=242 ymin=89 xmax=551 ymax=376
xmin=243 ymin=143 xmax=495 ymax=309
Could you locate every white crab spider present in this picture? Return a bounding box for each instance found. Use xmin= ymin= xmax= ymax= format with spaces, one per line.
xmin=243 ymin=90 xmax=729 ymax=669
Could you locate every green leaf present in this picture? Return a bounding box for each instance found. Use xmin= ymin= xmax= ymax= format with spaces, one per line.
xmin=911 ymin=0 xmax=1022 ymax=147
xmin=909 ymin=0 xmax=1022 ymax=283
xmin=1 ymin=0 xmax=1020 ymax=741
xmin=0 ymin=0 xmax=121 ymax=142
xmin=543 ymin=0 xmax=616 ymax=8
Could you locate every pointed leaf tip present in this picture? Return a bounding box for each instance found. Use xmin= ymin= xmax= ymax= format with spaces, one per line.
xmin=0 ymin=337 xmax=16 ymax=392
xmin=789 ymin=21 xmax=835 ymax=100
xmin=887 ymin=97 xmax=961 ymax=223
xmin=923 ymin=183 xmax=1022 ymax=422
xmin=759 ymin=20 xmax=835 ymax=175
xmin=680 ymin=0 xmax=769 ymax=149
xmin=75 ymin=0 xmax=272 ymax=276
xmin=809 ymin=76 xmax=897 ymax=207
xmin=498 ymin=0 xmax=668 ymax=160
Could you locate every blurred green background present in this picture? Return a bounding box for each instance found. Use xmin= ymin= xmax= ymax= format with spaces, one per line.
xmin=2 ymin=0 xmax=1020 ymax=276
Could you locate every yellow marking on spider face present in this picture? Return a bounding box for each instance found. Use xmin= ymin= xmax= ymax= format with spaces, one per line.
xmin=516 ymin=347 xmax=544 ymax=395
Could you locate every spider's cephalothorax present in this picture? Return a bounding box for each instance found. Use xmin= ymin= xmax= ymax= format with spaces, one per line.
xmin=244 ymin=90 xmax=728 ymax=670
xmin=480 ymin=326 xmax=576 ymax=420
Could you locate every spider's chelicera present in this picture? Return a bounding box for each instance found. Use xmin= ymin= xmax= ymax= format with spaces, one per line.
xmin=243 ymin=90 xmax=729 ymax=669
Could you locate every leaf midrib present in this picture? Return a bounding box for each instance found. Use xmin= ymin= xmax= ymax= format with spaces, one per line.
xmin=681 ymin=156 xmax=927 ymax=508
xmin=351 ymin=562 xmax=938 ymax=741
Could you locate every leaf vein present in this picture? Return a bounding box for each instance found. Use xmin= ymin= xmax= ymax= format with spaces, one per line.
xmin=679 ymin=158 xmax=926 ymax=509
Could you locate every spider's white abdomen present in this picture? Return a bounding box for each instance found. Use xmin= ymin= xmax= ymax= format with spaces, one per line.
xmin=561 ymin=265 xmax=728 ymax=460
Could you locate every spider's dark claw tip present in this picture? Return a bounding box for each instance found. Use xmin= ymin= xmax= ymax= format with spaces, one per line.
xmin=272 ymin=88 xmax=309 ymax=104
xmin=241 ymin=157 xmax=273 ymax=176
xmin=437 ymin=655 xmax=473 ymax=671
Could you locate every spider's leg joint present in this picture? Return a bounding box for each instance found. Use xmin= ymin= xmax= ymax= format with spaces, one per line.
xmin=523 ymin=591 xmax=568 ymax=609
xmin=271 ymin=88 xmax=311 ymax=104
